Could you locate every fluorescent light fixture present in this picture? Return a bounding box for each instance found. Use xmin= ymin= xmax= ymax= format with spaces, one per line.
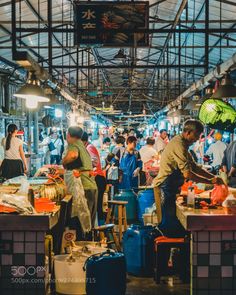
xmin=14 ymin=72 xmax=49 ymax=109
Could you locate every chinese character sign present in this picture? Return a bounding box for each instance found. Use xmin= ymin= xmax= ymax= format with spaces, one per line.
xmin=74 ymin=2 xmax=149 ymax=46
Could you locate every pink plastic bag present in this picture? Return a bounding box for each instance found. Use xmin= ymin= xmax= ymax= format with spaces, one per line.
xmin=211 ymin=184 xmax=228 ymax=205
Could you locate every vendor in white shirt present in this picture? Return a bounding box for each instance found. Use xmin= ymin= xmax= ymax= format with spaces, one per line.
xmin=49 ymin=131 xmax=63 ymax=165
xmin=39 ymin=132 xmax=51 ymax=164
xmin=155 ymin=129 xmax=168 ymax=154
xmin=140 ymin=137 xmax=158 ymax=172
xmin=205 ymin=132 xmax=227 ymax=169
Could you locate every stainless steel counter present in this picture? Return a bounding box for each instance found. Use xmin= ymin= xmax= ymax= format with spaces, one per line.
xmin=176 ymin=203 xmax=236 ymax=231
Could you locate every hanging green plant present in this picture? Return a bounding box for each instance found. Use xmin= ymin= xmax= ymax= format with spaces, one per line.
xmin=198 ymin=98 xmax=236 ymax=132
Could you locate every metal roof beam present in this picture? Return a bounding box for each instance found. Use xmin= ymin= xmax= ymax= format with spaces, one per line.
xmin=215 ymin=0 xmax=236 ymax=6
xmin=15 ymin=28 xmax=236 ymax=33
xmin=47 ymin=64 xmax=206 ymax=69
xmin=148 ymin=0 xmax=188 ymax=87
xmin=23 ymin=0 xmax=77 ymax=65
xmin=149 ymin=0 xmax=167 ymax=8
xmin=2 ymin=19 xmax=236 ymax=24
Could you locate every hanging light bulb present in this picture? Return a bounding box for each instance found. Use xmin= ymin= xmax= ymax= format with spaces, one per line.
xmin=14 ymin=72 xmax=49 ymax=109
xmin=25 ymin=98 xmax=38 ymax=109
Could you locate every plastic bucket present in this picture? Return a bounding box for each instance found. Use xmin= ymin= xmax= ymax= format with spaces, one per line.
xmin=54 ymin=254 xmax=88 ymax=295
xmin=137 ymin=189 xmax=155 ymax=222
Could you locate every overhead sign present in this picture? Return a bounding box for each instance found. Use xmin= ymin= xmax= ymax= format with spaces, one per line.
xmin=74 ymin=1 xmax=149 ymax=47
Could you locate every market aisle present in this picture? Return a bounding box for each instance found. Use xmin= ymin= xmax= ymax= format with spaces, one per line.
xmin=126 ymin=276 xmax=190 ymax=295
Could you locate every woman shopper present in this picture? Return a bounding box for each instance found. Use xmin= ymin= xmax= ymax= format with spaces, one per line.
xmin=0 ymin=124 xmax=27 ymax=180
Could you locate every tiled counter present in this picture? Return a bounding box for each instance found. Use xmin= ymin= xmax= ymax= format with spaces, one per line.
xmin=176 ymin=204 xmax=236 ymax=295
xmin=0 ymin=212 xmax=60 ymax=295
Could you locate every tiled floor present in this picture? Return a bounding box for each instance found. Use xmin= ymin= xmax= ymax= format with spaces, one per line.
xmin=126 ymin=276 xmax=190 ymax=295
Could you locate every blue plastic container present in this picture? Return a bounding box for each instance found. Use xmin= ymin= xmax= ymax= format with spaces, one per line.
xmin=137 ymin=189 xmax=155 ymax=222
xmin=85 ymin=251 xmax=126 ymax=295
xmin=114 ymin=189 xmax=138 ymax=224
xmin=123 ymin=224 xmax=154 ymax=276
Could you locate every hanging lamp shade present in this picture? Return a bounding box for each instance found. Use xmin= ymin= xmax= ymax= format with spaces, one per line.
xmin=114 ymin=49 xmax=126 ymax=59
xmin=194 ymin=87 xmax=214 ymax=108
xmin=211 ymin=73 xmax=236 ymax=99
xmin=14 ymin=84 xmax=49 ymax=102
xmin=14 ymin=72 xmax=49 ymax=108
xmin=199 ymin=98 xmax=236 ymax=131
xmin=185 ymin=94 xmax=202 ymax=110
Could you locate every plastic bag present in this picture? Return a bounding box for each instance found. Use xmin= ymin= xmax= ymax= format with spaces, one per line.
xmin=211 ymin=184 xmax=228 ymax=205
xmin=4 ymin=175 xmax=27 ymax=185
xmin=107 ymin=165 xmax=119 ymax=181
xmin=18 ymin=177 xmax=30 ymax=195
xmin=64 ymin=170 xmax=91 ymax=233
xmin=0 ymin=194 xmax=35 ymax=214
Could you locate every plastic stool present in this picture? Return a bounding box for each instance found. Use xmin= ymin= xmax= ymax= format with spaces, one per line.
xmin=106 ymin=200 xmax=128 ymax=243
xmin=94 ymin=223 xmax=121 ymax=252
xmin=154 ymin=236 xmax=190 ymax=284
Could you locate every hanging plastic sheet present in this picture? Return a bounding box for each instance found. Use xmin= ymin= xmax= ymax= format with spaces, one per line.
xmin=64 ymin=170 xmax=91 ymax=233
xmin=199 ymin=98 xmax=236 ymax=132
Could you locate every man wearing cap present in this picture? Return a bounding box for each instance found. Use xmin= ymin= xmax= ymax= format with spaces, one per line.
xmin=205 ymin=132 xmax=227 ymax=173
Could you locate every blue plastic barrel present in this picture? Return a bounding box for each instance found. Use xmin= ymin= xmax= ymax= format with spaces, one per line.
xmin=114 ymin=189 xmax=137 ymax=224
xmin=137 ymin=189 xmax=155 ymax=222
xmin=85 ymin=251 xmax=126 ymax=295
xmin=123 ymin=224 xmax=154 ymax=276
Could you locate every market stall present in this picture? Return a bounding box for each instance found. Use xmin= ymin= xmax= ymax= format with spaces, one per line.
xmin=0 ymin=176 xmax=70 ymax=294
xmin=177 ymin=196 xmax=236 ymax=295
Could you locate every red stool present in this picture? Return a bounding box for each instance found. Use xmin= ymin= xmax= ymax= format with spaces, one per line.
xmin=154 ymin=236 xmax=190 ymax=284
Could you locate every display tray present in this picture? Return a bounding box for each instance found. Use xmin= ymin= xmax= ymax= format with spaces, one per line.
xmin=1 ymin=177 xmax=49 ymax=186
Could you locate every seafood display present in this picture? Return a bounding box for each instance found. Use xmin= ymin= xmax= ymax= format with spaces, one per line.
xmin=2 ymin=173 xmax=66 ymax=202
xmin=0 ymin=194 xmax=35 ymax=214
